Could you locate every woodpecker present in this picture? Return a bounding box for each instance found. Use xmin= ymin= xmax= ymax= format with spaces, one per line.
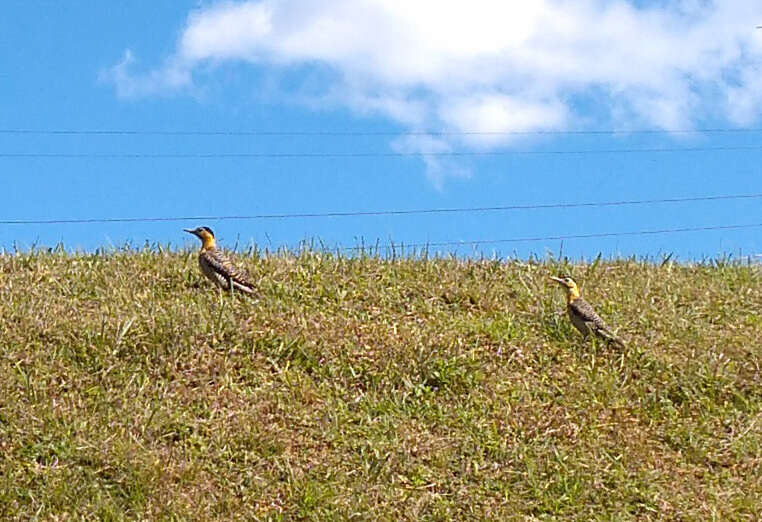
xmin=550 ymin=275 xmax=624 ymax=347
xmin=184 ymin=226 xmax=255 ymax=295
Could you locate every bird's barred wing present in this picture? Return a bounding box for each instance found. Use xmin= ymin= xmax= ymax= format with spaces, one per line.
xmin=569 ymin=299 xmax=624 ymax=345
xmin=569 ymin=299 xmax=608 ymax=331
xmin=201 ymin=250 xmax=255 ymax=292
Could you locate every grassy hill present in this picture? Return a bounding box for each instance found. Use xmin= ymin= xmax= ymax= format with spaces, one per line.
xmin=1 ymin=249 xmax=761 ymax=520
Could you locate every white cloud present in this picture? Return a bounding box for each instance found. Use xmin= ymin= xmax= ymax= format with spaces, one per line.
xmin=391 ymin=134 xmax=469 ymax=188
xmin=106 ymin=0 xmax=762 ymax=182
xmin=440 ymin=94 xmax=570 ymax=147
xmin=103 ymin=50 xmax=191 ymax=98
xmin=180 ymin=2 xmax=273 ymax=61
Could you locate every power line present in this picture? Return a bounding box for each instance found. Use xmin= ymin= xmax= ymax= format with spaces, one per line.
xmin=2 ymin=192 xmax=760 ymax=225
xmin=341 ymin=223 xmax=762 ymax=251
xmin=2 ymin=127 xmax=762 ymax=137
xmin=3 ymin=145 xmax=762 ymax=159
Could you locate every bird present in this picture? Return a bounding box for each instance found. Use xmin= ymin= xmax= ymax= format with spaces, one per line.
xmin=184 ymin=226 xmax=255 ymax=295
xmin=549 ymin=275 xmax=625 ymax=348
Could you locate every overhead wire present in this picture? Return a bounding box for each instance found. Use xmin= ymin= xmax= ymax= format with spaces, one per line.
xmin=3 ymin=126 xmax=760 ymax=250
xmin=3 ymin=127 xmax=762 ymax=136
xmin=2 ymin=145 xmax=762 ymax=158
xmin=2 ymin=192 xmax=760 ymax=225
xmin=339 ymin=223 xmax=762 ymax=251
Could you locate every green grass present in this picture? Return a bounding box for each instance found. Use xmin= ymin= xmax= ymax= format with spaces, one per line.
xmin=1 ymin=248 xmax=761 ymax=520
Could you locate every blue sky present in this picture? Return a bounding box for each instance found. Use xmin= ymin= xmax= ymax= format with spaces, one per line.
xmin=3 ymin=1 xmax=762 ymax=260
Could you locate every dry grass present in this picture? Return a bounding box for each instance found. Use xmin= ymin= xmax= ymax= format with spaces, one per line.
xmin=1 ymin=248 xmax=761 ymax=520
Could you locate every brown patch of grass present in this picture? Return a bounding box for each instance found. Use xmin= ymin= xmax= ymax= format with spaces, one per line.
xmin=1 ymin=250 xmax=761 ymax=519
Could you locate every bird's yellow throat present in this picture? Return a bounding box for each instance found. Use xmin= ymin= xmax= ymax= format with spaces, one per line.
xmin=198 ymin=232 xmax=217 ymax=251
xmin=566 ymin=285 xmax=581 ymax=303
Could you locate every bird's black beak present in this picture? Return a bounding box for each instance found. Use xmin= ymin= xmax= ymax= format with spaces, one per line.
xmin=183 ymin=228 xmax=197 ymax=236
xmin=549 ymin=276 xmax=565 ymax=285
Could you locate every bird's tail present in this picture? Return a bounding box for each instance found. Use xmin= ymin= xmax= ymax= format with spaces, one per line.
xmin=231 ymin=280 xmax=256 ymax=296
xmin=597 ymin=327 xmax=626 ymax=348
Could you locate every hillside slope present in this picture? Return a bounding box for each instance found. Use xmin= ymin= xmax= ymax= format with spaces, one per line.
xmin=1 ymin=250 xmax=761 ymax=520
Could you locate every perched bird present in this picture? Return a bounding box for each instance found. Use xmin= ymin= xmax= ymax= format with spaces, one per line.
xmin=184 ymin=226 xmax=255 ymax=295
xmin=550 ymin=275 xmax=625 ymax=347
